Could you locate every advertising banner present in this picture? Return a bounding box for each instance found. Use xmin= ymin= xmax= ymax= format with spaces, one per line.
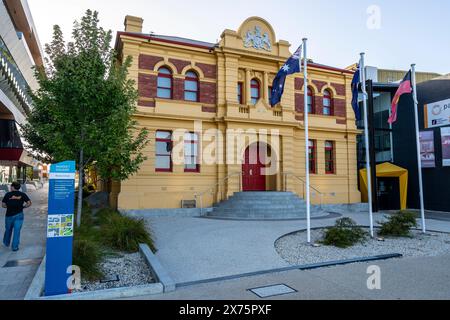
xmin=45 ymin=161 xmax=75 ymax=296
xmin=419 ymin=131 xmax=435 ymax=168
xmin=425 ymin=98 xmax=450 ymax=128
xmin=441 ymin=127 xmax=450 ymax=167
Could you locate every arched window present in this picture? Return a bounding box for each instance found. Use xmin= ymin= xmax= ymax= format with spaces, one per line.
xmin=251 ymin=79 xmax=260 ymax=105
xmin=307 ymin=87 xmax=315 ymax=114
xmin=184 ymin=71 xmax=199 ymax=102
xmin=157 ymin=67 xmax=172 ymax=99
xmin=323 ymin=89 xmax=333 ymax=115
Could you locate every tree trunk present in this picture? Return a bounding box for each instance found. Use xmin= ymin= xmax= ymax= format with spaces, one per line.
xmin=76 ymin=148 xmax=84 ymax=228
xmin=109 ymin=179 xmax=120 ymax=210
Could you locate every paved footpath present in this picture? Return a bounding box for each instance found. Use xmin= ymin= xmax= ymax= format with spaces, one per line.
xmin=142 ymin=210 xmax=450 ymax=285
xmin=131 ymin=253 xmax=450 ymax=300
xmin=134 ymin=209 xmax=450 ymax=300
xmin=0 ymin=184 xmax=48 ymax=300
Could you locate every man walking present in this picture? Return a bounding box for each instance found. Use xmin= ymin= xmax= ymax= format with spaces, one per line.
xmin=2 ymin=182 xmax=32 ymax=252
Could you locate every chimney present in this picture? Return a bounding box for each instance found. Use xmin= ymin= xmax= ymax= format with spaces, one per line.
xmin=124 ymin=15 xmax=143 ymax=33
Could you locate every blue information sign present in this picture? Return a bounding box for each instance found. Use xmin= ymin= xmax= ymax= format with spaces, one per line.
xmin=45 ymin=161 xmax=76 ymax=296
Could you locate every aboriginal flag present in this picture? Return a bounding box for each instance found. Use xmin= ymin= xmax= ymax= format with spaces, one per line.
xmin=388 ymin=70 xmax=412 ymax=124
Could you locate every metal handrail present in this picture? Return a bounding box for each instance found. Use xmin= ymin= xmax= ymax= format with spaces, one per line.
xmin=195 ymin=172 xmax=242 ymax=215
xmin=282 ymin=172 xmax=323 ymax=208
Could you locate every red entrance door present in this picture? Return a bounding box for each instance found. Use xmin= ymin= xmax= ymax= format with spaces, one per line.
xmin=242 ymin=144 xmax=266 ymax=191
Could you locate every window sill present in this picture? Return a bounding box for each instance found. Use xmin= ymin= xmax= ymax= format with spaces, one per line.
xmin=153 ymin=98 xmax=211 ymax=107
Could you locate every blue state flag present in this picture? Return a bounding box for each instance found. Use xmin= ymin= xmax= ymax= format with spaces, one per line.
xmin=270 ymin=45 xmax=302 ymax=106
xmin=351 ymin=67 xmax=361 ymax=121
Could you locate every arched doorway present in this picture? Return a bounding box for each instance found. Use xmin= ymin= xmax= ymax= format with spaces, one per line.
xmin=242 ymin=142 xmax=273 ymax=191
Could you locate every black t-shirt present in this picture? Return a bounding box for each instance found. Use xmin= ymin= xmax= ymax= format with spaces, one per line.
xmin=2 ymin=191 xmax=30 ymax=217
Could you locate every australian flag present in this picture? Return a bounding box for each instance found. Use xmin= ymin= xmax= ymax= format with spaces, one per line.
xmin=351 ymin=67 xmax=362 ymax=121
xmin=270 ymin=45 xmax=302 ymax=106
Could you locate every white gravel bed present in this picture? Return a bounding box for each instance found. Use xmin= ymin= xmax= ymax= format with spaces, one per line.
xmin=275 ymin=228 xmax=450 ymax=266
xmin=75 ymin=252 xmax=154 ymax=292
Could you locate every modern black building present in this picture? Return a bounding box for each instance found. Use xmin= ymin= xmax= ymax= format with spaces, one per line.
xmin=357 ymin=76 xmax=450 ymax=213
xmin=393 ymin=78 xmax=450 ymax=212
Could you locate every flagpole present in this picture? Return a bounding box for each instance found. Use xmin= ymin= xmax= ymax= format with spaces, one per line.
xmin=411 ymin=64 xmax=426 ymax=233
xmin=303 ymin=38 xmax=311 ymax=243
xmin=360 ymin=53 xmax=374 ymax=238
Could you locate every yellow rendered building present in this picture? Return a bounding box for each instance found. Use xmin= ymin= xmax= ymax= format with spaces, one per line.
xmin=114 ymin=16 xmax=361 ymax=211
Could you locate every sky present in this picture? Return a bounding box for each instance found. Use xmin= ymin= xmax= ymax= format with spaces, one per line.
xmin=27 ymin=0 xmax=450 ymax=74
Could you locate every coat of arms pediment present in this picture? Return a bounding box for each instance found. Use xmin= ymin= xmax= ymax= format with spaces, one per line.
xmin=243 ymin=26 xmax=272 ymax=52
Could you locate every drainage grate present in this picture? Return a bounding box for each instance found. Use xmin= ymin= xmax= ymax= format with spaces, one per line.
xmin=248 ymin=284 xmax=297 ymax=298
xmin=3 ymin=258 xmax=42 ymax=268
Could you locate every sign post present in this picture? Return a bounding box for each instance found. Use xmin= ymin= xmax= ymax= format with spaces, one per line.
xmin=45 ymin=161 xmax=76 ymax=296
xmin=424 ymin=98 xmax=450 ymax=128
xmin=441 ymin=127 xmax=450 ymax=167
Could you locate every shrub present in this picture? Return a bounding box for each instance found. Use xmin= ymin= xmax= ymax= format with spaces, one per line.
xmin=321 ymin=217 xmax=368 ymax=248
xmin=95 ymin=207 xmax=121 ymax=226
xmin=100 ymin=213 xmax=156 ymax=253
xmin=78 ymin=201 xmax=95 ymax=227
xmin=73 ymin=203 xmax=104 ymax=280
xmin=72 ymin=239 xmax=104 ymax=281
xmin=378 ymin=210 xmax=417 ymax=237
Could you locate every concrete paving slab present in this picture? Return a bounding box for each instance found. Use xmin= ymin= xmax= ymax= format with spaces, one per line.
xmin=146 ymin=216 xmax=304 ymax=283
xmin=143 ymin=209 xmax=450 ymax=287
xmin=0 ymin=183 xmax=48 ymax=300
xmin=127 ymin=268 xmax=368 ymax=300
xmin=128 ymin=254 xmax=450 ymax=300
xmin=303 ymin=254 xmax=450 ymax=300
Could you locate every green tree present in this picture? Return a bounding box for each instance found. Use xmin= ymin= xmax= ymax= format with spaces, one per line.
xmin=22 ymin=10 xmax=149 ymax=226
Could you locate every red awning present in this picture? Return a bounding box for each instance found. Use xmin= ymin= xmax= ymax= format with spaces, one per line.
xmin=0 ymin=148 xmax=33 ymax=166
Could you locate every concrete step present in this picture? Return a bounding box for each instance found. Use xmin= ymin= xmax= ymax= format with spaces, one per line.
xmin=206 ymin=191 xmax=317 ymax=220
xmin=229 ymin=192 xmax=300 ymax=199
xmin=215 ymin=204 xmax=306 ymax=210
xmin=208 ymin=210 xmax=307 ymax=218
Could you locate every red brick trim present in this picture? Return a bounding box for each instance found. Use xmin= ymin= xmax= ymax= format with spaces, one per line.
xmin=169 ymin=58 xmax=190 ymax=73
xmin=336 ymin=119 xmax=347 ymax=125
xmin=313 ymin=80 xmax=327 ymax=92
xmin=197 ymin=63 xmax=217 ymax=79
xmin=295 ymin=93 xmax=304 ymax=113
xmin=295 ymin=78 xmax=304 ymax=91
xmin=309 ymin=62 xmax=354 ymax=75
xmin=173 ymin=78 xmax=185 ymax=101
xmin=138 ymin=100 xmax=155 ymax=107
xmin=118 ymin=32 xmax=215 ymax=50
xmin=139 ymin=54 xmax=164 ymax=70
xmin=314 ymin=96 xmax=323 ymax=115
xmin=138 ymin=73 xmax=157 ymax=98
xmin=333 ymin=83 xmax=346 ymax=96
xmin=199 ymin=81 xmax=216 ymax=104
xmin=333 ymin=99 xmax=347 ymax=118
